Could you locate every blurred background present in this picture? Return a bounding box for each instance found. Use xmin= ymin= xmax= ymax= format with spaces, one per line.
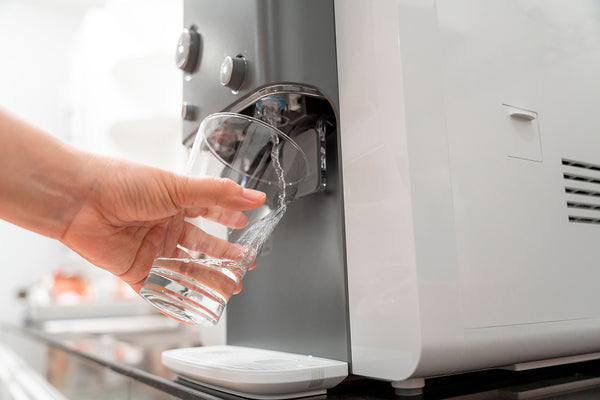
xmin=0 ymin=0 xmax=186 ymax=325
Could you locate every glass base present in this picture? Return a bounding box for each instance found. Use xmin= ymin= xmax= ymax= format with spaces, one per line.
xmin=140 ymin=268 xmax=225 ymax=326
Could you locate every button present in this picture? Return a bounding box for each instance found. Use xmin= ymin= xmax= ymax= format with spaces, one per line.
xmin=181 ymin=103 xmax=198 ymax=121
xmin=220 ymin=56 xmax=246 ymax=91
xmin=176 ymin=28 xmax=201 ymax=73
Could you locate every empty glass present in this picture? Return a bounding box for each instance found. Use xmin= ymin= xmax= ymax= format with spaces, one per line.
xmin=140 ymin=112 xmax=310 ymax=326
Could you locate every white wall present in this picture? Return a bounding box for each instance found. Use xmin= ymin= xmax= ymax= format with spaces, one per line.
xmin=0 ymin=0 xmax=184 ymax=324
xmin=66 ymin=0 xmax=186 ymax=168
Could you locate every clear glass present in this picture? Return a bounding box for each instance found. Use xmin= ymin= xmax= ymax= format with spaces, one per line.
xmin=140 ymin=112 xmax=310 ymax=326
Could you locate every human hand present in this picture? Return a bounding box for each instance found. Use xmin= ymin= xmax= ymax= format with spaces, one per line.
xmin=59 ymin=156 xmax=266 ymax=292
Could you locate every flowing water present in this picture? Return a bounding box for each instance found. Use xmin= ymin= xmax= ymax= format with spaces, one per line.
xmin=235 ymin=129 xmax=288 ymax=265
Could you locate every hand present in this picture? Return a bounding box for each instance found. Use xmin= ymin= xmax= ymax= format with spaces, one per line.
xmin=0 ymin=109 xmax=266 ymax=294
xmin=59 ymin=156 xmax=266 ymax=292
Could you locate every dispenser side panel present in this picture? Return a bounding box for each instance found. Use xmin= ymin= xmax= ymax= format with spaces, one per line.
xmin=339 ymin=0 xmax=600 ymax=381
xmin=437 ymin=0 xmax=600 ymax=368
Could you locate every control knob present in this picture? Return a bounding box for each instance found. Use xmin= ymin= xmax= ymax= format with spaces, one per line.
xmin=176 ymin=28 xmax=201 ymax=73
xmin=181 ymin=103 xmax=198 ymax=121
xmin=220 ymin=56 xmax=246 ymax=91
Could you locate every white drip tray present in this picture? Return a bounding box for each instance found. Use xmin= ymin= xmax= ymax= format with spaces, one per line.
xmin=162 ymin=345 xmax=348 ymax=399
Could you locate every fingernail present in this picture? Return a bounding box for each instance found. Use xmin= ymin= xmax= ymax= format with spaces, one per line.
xmin=243 ymin=188 xmax=266 ymax=202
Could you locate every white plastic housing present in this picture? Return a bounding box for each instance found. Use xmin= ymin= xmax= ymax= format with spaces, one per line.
xmin=336 ymin=0 xmax=600 ymax=382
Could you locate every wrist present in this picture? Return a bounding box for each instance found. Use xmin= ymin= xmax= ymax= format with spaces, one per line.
xmin=0 ymin=109 xmax=97 ymax=240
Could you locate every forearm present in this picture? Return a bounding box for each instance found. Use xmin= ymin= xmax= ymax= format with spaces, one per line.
xmin=0 ymin=107 xmax=94 ymax=240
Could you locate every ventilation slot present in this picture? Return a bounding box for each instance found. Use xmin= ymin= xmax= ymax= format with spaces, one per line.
xmin=563 ymin=159 xmax=600 ymax=225
xmin=568 ymin=216 xmax=600 ymax=224
xmin=563 ymin=173 xmax=600 ymax=185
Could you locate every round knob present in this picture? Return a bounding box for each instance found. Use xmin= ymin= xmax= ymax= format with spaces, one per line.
xmin=181 ymin=103 xmax=198 ymax=121
xmin=176 ymin=28 xmax=201 ymax=73
xmin=219 ymin=56 xmax=246 ymax=91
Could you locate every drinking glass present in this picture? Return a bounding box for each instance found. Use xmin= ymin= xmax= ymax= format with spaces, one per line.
xmin=140 ymin=112 xmax=310 ymax=326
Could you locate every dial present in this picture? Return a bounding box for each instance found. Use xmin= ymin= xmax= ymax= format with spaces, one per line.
xmin=181 ymin=103 xmax=198 ymax=121
xmin=175 ymin=28 xmax=201 ymax=73
xmin=219 ymin=56 xmax=247 ymax=91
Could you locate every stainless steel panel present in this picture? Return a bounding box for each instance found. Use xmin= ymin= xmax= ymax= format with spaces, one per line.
xmin=183 ymin=0 xmax=349 ymax=362
xmin=182 ymin=0 xmax=339 ymax=144
xmin=227 ymin=129 xmax=348 ymax=362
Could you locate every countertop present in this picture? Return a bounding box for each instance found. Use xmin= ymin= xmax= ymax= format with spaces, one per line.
xmin=4 ymin=322 xmax=600 ymax=399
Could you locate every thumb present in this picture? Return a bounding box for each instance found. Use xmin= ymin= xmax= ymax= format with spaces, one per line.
xmin=169 ymin=175 xmax=266 ymax=211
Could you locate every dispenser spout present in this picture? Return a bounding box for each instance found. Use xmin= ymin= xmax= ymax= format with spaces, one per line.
xmin=250 ymin=93 xmax=330 ymax=197
xmin=254 ymin=95 xmax=289 ymax=128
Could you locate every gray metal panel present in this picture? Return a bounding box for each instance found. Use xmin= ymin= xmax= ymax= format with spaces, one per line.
xmin=182 ymin=0 xmax=349 ymax=363
xmin=182 ymin=0 xmax=339 ymax=143
xmin=227 ymin=131 xmax=348 ymax=362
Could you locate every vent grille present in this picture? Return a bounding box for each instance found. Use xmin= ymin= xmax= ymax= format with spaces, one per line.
xmin=563 ymin=159 xmax=600 ymax=225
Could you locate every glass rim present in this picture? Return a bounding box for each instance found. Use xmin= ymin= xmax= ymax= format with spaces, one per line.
xmin=194 ymin=112 xmax=311 ymax=186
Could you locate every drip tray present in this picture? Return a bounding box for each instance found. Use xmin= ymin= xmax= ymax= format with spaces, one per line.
xmin=162 ymin=345 xmax=348 ymax=399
